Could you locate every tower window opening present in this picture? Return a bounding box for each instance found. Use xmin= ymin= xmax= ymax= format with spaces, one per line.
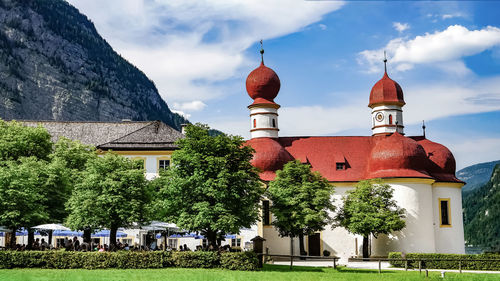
xmin=263 ymin=200 xmax=270 ymax=225
xmin=272 ymin=119 xmax=276 ymax=128
xmin=439 ymin=198 xmax=451 ymax=226
xmin=336 ymin=162 xmax=346 ymax=170
xmin=389 ymin=114 xmax=393 ymax=125
xmin=253 ymin=119 xmax=256 ymax=128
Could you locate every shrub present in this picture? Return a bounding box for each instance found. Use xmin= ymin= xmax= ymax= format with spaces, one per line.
xmin=388 ymin=252 xmax=500 ymax=271
xmin=170 ymin=251 xmax=219 ymax=268
xmin=0 ymin=250 xmax=258 ymax=270
xmin=220 ymin=252 xmax=259 ymax=271
xmin=323 ymin=250 xmax=331 ymax=257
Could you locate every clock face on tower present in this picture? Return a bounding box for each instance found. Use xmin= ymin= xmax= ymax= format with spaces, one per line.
xmin=375 ymin=112 xmax=384 ymax=122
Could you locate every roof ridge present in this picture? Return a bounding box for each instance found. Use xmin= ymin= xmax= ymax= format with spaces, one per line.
xmin=98 ymin=121 xmax=156 ymax=147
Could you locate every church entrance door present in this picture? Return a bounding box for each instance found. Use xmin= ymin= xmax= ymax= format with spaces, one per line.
xmin=308 ymin=233 xmax=321 ymax=256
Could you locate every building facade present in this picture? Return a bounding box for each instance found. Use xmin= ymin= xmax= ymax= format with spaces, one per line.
xmin=244 ymin=56 xmax=465 ymax=261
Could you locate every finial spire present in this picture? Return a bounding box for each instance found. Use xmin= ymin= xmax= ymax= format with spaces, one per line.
xmin=422 ymin=120 xmax=426 ymax=138
xmin=260 ymin=39 xmax=264 ymax=64
xmin=383 ymin=50 xmax=388 ymax=73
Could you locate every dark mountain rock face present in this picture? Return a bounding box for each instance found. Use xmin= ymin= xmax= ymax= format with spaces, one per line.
xmin=0 ymin=0 xmax=187 ymax=130
xmin=463 ymin=164 xmax=500 ymax=250
xmin=458 ymin=160 xmax=500 ymax=192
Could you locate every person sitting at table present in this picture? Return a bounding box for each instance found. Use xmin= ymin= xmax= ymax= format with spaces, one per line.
xmin=40 ymin=238 xmax=48 ymax=250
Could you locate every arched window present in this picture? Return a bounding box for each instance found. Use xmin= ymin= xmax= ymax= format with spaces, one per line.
xmin=389 ymin=114 xmax=393 ymax=125
xmin=253 ymin=119 xmax=256 ymax=128
xmin=272 ymin=119 xmax=276 ymax=128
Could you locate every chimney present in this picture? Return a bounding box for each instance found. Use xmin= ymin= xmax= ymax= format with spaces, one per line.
xmin=181 ymin=123 xmax=188 ymax=135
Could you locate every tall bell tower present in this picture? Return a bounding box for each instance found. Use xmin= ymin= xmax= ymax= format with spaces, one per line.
xmin=369 ymin=55 xmax=405 ymax=135
xmin=246 ymin=42 xmax=281 ymax=139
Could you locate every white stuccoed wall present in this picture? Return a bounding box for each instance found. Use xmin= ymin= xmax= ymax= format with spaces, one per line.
xmin=372 ymin=181 xmax=436 ymax=255
xmin=260 ymin=180 xmax=464 ymax=262
xmin=371 ymin=104 xmax=404 ymax=135
xmin=432 ymin=184 xmax=465 ymax=254
xmin=249 ymin=106 xmax=279 ymax=138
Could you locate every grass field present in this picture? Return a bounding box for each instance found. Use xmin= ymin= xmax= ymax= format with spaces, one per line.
xmin=0 ymin=265 xmax=498 ymax=281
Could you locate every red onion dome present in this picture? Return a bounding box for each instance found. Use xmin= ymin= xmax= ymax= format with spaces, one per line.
xmin=369 ymin=72 xmax=405 ymax=108
xmin=246 ymin=62 xmax=281 ymax=105
xmin=246 ymin=137 xmax=293 ymax=173
xmin=366 ymin=132 xmax=431 ymax=179
xmin=417 ymin=138 xmax=462 ymax=182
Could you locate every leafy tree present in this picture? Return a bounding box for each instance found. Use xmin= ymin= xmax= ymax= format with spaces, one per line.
xmin=48 ymin=138 xmax=97 ymax=243
xmin=335 ymin=180 xmax=406 ymax=258
xmin=66 ymin=153 xmax=150 ymax=250
xmin=0 ymin=120 xmax=53 ymax=248
xmin=0 ymin=158 xmax=49 ymax=248
xmin=0 ymin=120 xmax=52 ymax=162
xmin=152 ymin=124 xmax=263 ymax=248
xmin=267 ymin=160 xmax=335 ymax=258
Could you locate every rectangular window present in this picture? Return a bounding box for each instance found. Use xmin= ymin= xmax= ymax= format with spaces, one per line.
xmin=336 ymin=162 xmax=345 ymax=170
xmin=168 ymin=238 xmax=178 ymax=249
xmin=439 ymin=198 xmax=451 ymax=227
xmin=231 ymin=238 xmax=241 ymax=247
xmin=158 ymin=159 xmax=170 ymax=170
xmin=263 ymin=200 xmax=270 ymax=225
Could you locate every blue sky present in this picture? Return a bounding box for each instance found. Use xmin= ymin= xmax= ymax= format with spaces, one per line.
xmin=68 ymin=0 xmax=500 ymax=169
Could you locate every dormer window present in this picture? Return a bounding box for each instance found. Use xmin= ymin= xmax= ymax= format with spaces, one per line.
xmin=336 ymin=162 xmax=345 ymax=170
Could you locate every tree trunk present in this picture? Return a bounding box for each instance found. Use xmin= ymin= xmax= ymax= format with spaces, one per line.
xmin=290 ymin=236 xmax=294 ymax=270
xmin=362 ymin=235 xmax=369 ymax=259
xmin=207 ymin=230 xmax=218 ymax=250
xmin=48 ymin=230 xmax=53 ymax=247
xmin=8 ymin=228 xmax=16 ymax=249
xmin=299 ymin=233 xmax=306 ymax=259
xmin=83 ymin=228 xmax=91 ymax=244
xmin=110 ymin=227 xmax=117 ymax=251
xmin=27 ymin=228 xmax=35 ymax=250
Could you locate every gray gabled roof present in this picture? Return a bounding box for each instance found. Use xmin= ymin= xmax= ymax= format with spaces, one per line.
xmin=20 ymin=120 xmax=183 ymax=150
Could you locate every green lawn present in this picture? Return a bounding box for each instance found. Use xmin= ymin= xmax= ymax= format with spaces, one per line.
xmin=0 ymin=265 xmax=498 ymax=281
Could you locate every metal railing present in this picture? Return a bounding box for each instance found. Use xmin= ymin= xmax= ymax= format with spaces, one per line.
xmin=258 ymin=253 xmax=340 ymax=269
xmin=349 ymin=257 xmax=500 ymax=274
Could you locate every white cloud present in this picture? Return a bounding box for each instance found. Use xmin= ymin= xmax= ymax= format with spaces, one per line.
xmin=442 ymin=13 xmax=466 ymax=20
xmin=318 ymin=24 xmax=327 ymax=30
xmin=393 ymin=22 xmax=410 ymax=33
xmin=173 ymin=100 xmax=207 ymax=112
xmin=68 ymin=0 xmax=344 ymax=105
xmin=359 ymin=25 xmax=500 ymax=73
xmin=171 ymin=110 xmax=191 ymax=119
xmin=449 ymin=138 xmax=500 ymax=170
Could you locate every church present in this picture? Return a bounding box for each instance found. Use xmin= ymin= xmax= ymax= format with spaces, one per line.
xmin=244 ymin=50 xmax=465 ymax=261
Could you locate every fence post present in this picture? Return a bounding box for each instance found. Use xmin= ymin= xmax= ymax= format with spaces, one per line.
xmin=459 ymin=260 xmax=462 ymax=274
xmin=419 ymin=260 xmax=422 ymax=274
xmin=333 ymin=258 xmax=336 ymax=269
xmin=378 ymin=259 xmax=381 ymax=274
xmin=405 ymin=260 xmax=408 ymax=271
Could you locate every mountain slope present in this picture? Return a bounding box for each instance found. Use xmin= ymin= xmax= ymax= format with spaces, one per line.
xmin=463 ymin=164 xmax=500 ymax=249
xmin=0 ymin=0 xmax=187 ymax=130
xmin=457 ymin=160 xmax=500 ymax=192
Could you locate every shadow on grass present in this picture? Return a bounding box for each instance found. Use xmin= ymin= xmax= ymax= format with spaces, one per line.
xmin=337 ymin=267 xmax=397 ymax=274
xmin=262 ymin=264 xmax=328 ymax=272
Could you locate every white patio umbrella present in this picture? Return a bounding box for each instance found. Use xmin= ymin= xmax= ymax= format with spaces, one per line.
xmin=0 ymin=226 xmax=11 ymax=232
xmin=32 ymin=224 xmax=71 ymax=231
xmin=142 ymin=221 xmax=180 ymax=250
xmin=32 ymin=224 xmax=71 ymax=246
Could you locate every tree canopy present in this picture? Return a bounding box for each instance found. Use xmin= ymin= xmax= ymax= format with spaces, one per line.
xmin=335 ymin=180 xmax=406 ymax=258
xmin=152 ymin=123 xmax=263 ymax=248
xmin=267 ymin=160 xmax=335 ymax=255
xmin=66 ymin=153 xmax=151 ymax=249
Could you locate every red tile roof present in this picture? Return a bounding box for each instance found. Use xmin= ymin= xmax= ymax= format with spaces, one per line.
xmin=245 ymin=134 xmax=463 ymax=184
